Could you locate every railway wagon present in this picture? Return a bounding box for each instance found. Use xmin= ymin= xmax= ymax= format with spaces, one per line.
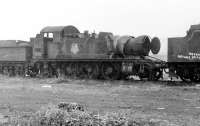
xmin=168 ymin=24 xmax=200 ymax=82
xmin=0 ymin=40 xmax=32 ymax=76
xmin=30 ymin=25 xmax=164 ymax=80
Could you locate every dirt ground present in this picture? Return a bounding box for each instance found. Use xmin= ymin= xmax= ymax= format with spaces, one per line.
xmin=0 ymin=76 xmax=200 ymax=125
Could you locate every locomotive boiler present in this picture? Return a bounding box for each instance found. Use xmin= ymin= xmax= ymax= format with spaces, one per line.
xmin=115 ymin=35 xmax=160 ymax=56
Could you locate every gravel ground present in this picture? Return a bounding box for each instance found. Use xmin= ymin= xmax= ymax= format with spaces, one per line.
xmin=0 ymin=76 xmax=199 ymax=125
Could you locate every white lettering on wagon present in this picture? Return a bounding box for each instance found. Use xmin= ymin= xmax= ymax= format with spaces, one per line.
xmin=177 ymin=52 xmax=200 ymax=60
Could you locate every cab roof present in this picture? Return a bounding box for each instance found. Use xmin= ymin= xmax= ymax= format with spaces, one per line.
xmin=40 ymin=25 xmax=80 ymax=34
xmin=190 ymin=24 xmax=200 ymax=31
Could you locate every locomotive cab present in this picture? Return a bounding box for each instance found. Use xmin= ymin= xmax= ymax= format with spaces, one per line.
xmin=41 ymin=29 xmax=62 ymax=42
xmin=31 ymin=26 xmax=81 ymax=59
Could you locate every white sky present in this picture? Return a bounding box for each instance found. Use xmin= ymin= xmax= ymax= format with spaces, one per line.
xmin=0 ymin=0 xmax=200 ymax=54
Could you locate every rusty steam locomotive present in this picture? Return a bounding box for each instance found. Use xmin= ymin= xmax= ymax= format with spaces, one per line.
xmin=1 ymin=24 xmax=200 ymax=82
xmin=0 ymin=25 xmax=164 ymax=81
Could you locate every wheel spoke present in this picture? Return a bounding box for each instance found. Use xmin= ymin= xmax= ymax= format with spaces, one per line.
xmin=190 ymin=69 xmax=200 ymax=82
xmin=101 ymin=63 xmax=120 ymax=80
xmin=177 ymin=69 xmax=191 ymax=82
xmin=81 ymin=63 xmax=99 ymax=79
xmin=152 ymin=69 xmax=162 ymax=81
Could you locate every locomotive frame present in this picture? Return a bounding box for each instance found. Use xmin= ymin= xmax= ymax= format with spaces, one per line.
xmin=30 ymin=57 xmax=164 ymax=81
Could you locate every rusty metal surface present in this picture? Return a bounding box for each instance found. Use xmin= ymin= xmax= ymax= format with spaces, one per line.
xmin=116 ymin=36 xmax=131 ymax=54
xmin=62 ymin=37 xmax=109 ymax=58
xmin=124 ymin=35 xmax=150 ymax=56
xmin=98 ymin=32 xmax=113 ymax=40
xmin=46 ymin=36 xmax=110 ymax=59
xmin=40 ymin=25 xmax=80 ymax=34
xmin=188 ymin=31 xmax=200 ymax=52
xmin=0 ymin=40 xmax=31 ymax=47
xmin=168 ymin=37 xmax=187 ymax=62
xmin=63 ymin=25 xmax=80 ymax=35
xmin=36 ymin=25 xmax=161 ymax=61
xmin=116 ymin=36 xmax=151 ymax=56
xmin=38 ymin=26 xmax=113 ymax=59
xmin=168 ymin=25 xmax=200 ymax=62
xmin=32 ymin=36 xmax=50 ymax=59
xmin=0 ymin=40 xmax=18 ymax=47
xmin=167 ymin=37 xmax=200 ymax=62
xmin=189 ymin=24 xmax=200 ymax=31
xmin=17 ymin=41 xmax=31 ymax=47
xmin=0 ymin=47 xmax=32 ymax=61
xmin=41 ymin=26 xmax=66 ymax=33
xmin=0 ymin=40 xmax=32 ymax=61
xmin=150 ymin=37 xmax=160 ymax=54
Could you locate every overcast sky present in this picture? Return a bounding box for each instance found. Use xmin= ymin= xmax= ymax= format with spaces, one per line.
xmin=0 ymin=0 xmax=199 ymax=54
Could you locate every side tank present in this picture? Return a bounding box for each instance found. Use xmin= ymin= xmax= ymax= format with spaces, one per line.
xmin=32 ymin=25 xmax=116 ymax=59
xmin=116 ymin=35 xmax=160 ymax=56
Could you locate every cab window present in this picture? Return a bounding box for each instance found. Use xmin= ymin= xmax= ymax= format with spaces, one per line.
xmin=49 ymin=33 xmax=53 ymax=38
xmin=44 ymin=33 xmax=53 ymax=38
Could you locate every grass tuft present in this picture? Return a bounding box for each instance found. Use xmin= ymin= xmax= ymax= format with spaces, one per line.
xmin=2 ymin=102 xmax=171 ymax=126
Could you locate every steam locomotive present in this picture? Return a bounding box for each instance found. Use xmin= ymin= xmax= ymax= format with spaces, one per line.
xmin=1 ymin=24 xmax=200 ymax=82
xmin=0 ymin=25 xmax=164 ymax=81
